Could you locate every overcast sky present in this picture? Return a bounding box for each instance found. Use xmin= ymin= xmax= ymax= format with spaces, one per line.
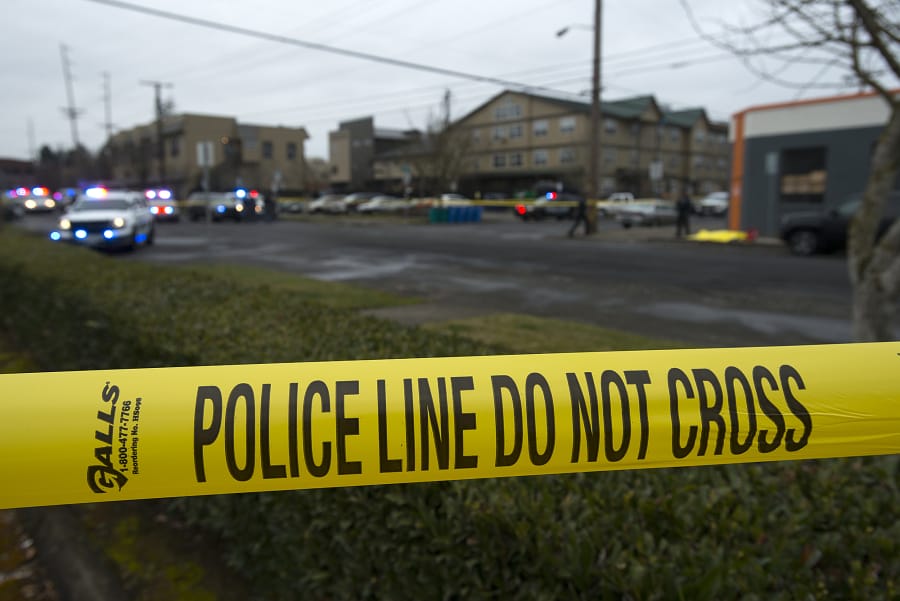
xmin=0 ymin=0 xmax=882 ymax=161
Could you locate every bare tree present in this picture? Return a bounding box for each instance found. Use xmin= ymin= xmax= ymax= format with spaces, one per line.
xmin=682 ymin=0 xmax=900 ymax=340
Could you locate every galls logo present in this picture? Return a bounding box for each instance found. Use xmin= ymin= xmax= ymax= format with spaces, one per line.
xmin=87 ymin=382 xmax=129 ymax=494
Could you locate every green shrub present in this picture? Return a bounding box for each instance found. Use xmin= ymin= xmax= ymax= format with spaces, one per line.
xmin=1 ymin=230 xmax=896 ymax=600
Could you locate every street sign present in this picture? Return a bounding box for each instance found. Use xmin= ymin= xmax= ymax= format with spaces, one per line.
xmin=196 ymin=141 xmax=215 ymax=168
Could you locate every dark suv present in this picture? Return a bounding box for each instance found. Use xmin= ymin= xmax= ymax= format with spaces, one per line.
xmin=779 ymin=193 xmax=899 ymax=255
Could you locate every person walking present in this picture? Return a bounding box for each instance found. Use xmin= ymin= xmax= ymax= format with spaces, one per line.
xmin=676 ymin=188 xmax=692 ymax=238
xmin=568 ymin=194 xmax=589 ymax=237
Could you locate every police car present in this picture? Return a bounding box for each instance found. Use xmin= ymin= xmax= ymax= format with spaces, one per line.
xmin=50 ymin=188 xmax=155 ymax=250
xmin=145 ymin=188 xmax=180 ymax=222
xmin=13 ymin=187 xmax=57 ymax=213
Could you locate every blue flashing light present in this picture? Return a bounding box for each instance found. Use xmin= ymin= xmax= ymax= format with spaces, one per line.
xmin=75 ymin=229 xmax=88 ymax=240
xmin=135 ymin=232 xmax=148 ymax=244
xmin=103 ymin=229 xmax=115 ymax=240
xmin=49 ymin=231 xmax=61 ymax=241
xmin=164 ymin=206 xmax=174 ymax=214
xmin=159 ymin=190 xmax=172 ymax=200
xmin=216 ymin=205 xmax=226 ymax=213
xmin=545 ymin=191 xmax=557 ymax=200
xmin=235 ymin=189 xmax=247 ymax=199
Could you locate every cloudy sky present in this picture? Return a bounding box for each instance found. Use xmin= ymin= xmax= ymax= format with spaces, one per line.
xmin=0 ymin=0 xmax=879 ymax=161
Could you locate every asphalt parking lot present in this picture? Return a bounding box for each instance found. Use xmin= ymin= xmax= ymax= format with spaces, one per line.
xmin=13 ymin=209 xmax=863 ymax=347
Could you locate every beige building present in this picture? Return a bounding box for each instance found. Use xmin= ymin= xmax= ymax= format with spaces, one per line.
xmin=371 ymin=90 xmax=730 ymax=198
xmin=105 ymin=113 xmax=309 ymax=198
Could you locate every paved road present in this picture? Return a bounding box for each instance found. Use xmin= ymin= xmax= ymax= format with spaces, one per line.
xmin=17 ymin=211 xmax=859 ymax=347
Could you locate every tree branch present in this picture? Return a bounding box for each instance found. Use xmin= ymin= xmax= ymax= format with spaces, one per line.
xmin=846 ymin=0 xmax=900 ymax=79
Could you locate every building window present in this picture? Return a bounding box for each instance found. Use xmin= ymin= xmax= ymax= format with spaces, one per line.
xmin=694 ymin=155 xmax=704 ymax=169
xmin=494 ymin=101 xmax=522 ymax=121
xmin=717 ymin=157 xmax=726 ymax=170
xmin=604 ymin=149 xmax=616 ymax=164
xmin=509 ymin=152 xmax=523 ymax=167
xmin=559 ymin=116 xmax=576 ymax=133
xmin=560 ymin=147 xmax=576 ymax=164
xmin=262 ymin=141 xmax=273 ymax=159
xmin=533 ymin=119 xmax=548 ymax=137
xmin=472 ymin=128 xmax=481 ymax=143
xmin=669 ymin=155 xmax=680 ymax=169
xmin=603 ymin=118 xmax=617 ymax=134
xmin=170 ymin=137 xmax=180 ymax=158
xmin=493 ymin=154 xmax=506 ymax=168
xmin=630 ymin=123 xmax=641 ymax=138
xmin=630 ymin=150 xmax=639 ymax=166
xmin=509 ymin=123 xmax=523 ymax=139
xmin=533 ymin=149 xmax=548 ymax=165
xmin=286 ymin=142 xmax=297 ymax=160
xmin=492 ymin=126 xmax=506 ymax=141
xmin=670 ymin=128 xmax=681 ymax=143
xmin=695 ymin=130 xmax=705 ymax=143
xmin=780 ymin=147 xmax=827 ymax=203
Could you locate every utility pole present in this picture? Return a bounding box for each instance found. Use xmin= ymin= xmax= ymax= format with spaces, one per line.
xmin=102 ymin=72 xmax=114 ymax=139
xmin=140 ymin=79 xmax=173 ymax=185
xmin=27 ymin=119 xmax=36 ymax=164
xmin=59 ymin=44 xmax=82 ymax=150
xmin=589 ymin=0 xmax=602 ymax=203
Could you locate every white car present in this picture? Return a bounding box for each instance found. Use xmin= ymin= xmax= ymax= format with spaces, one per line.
xmin=596 ymin=192 xmax=636 ymax=217
xmin=696 ymin=191 xmax=730 ymax=216
xmin=51 ymin=188 xmax=155 ymax=249
xmin=308 ymin=194 xmax=348 ymax=214
xmin=357 ymin=195 xmax=409 ymax=214
xmin=617 ymin=201 xmax=678 ymax=228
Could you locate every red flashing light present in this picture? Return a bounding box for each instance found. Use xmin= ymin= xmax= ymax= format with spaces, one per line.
xmin=515 ymin=204 xmax=527 ymax=215
xmin=249 ymin=190 xmax=259 ymax=199
xmin=546 ymin=191 xmax=557 ymax=200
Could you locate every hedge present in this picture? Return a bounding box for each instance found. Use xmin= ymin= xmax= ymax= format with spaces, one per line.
xmin=0 ymin=230 xmax=896 ymax=600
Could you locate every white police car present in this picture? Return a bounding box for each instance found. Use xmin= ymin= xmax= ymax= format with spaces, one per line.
xmin=50 ymin=188 xmax=155 ymax=250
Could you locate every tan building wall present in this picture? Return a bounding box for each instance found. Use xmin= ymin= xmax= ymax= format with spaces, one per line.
xmin=329 ymin=129 xmax=351 ymax=184
xmin=107 ymin=113 xmax=308 ymax=197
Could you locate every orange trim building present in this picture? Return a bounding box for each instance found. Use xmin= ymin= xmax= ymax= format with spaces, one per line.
xmin=728 ymin=89 xmax=899 ymax=234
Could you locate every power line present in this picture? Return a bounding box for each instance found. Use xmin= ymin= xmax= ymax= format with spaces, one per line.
xmin=83 ymin=0 xmax=573 ymax=96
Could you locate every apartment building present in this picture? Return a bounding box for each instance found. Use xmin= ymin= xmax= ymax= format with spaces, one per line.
xmin=105 ymin=114 xmax=309 ymax=198
xmin=368 ymin=90 xmax=730 ymax=199
xmin=328 ymin=117 xmax=421 ymax=191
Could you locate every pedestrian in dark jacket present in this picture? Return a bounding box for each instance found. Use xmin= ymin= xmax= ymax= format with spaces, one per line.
xmin=568 ymin=195 xmax=589 ymax=237
xmin=676 ymin=190 xmax=692 ymax=238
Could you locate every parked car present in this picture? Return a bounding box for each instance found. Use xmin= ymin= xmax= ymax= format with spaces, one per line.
xmin=357 ymin=195 xmax=409 ymax=214
xmin=779 ymin=194 xmax=900 ymax=255
xmin=695 ymin=191 xmax=730 ymax=216
xmin=14 ymin=187 xmax=57 ymax=213
xmin=185 ymin=191 xmax=256 ymax=221
xmin=342 ymin=192 xmax=378 ymax=211
xmin=50 ymin=188 xmax=154 ymax=250
xmin=145 ymin=188 xmax=180 ymax=222
xmin=2 ymin=190 xmax=25 ymax=221
xmin=308 ymin=194 xmax=348 ymax=214
xmin=439 ymin=193 xmax=472 ymax=206
xmin=617 ymin=201 xmax=678 ymax=228
xmin=596 ymin=192 xmax=636 ymax=217
xmin=514 ymin=191 xmax=578 ymax=220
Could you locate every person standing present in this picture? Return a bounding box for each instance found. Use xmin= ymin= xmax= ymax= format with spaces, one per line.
xmin=676 ymin=188 xmax=692 ymax=238
xmin=568 ymin=194 xmax=589 ymax=237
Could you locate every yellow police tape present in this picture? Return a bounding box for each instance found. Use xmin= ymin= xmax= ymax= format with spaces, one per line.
xmin=1 ymin=343 xmax=898 ymax=509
